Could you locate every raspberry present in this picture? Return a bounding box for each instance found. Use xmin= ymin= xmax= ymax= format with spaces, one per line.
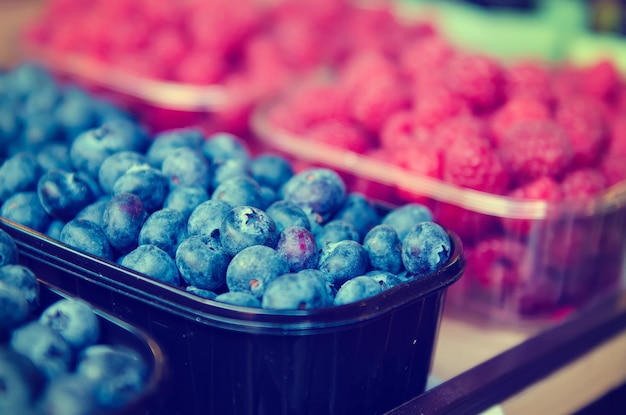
xmin=398 ymin=35 xmax=455 ymax=83
xmin=465 ymin=236 xmax=526 ymax=290
xmin=435 ymin=203 xmax=500 ymax=244
xmin=379 ymin=110 xmax=416 ymax=149
xmin=442 ymin=134 xmax=510 ymax=194
xmin=350 ymin=77 xmax=410 ymax=134
xmin=446 ymin=53 xmax=505 ymax=112
xmin=286 ymin=83 xmax=351 ymax=130
xmin=412 ymin=87 xmax=470 ymax=130
xmin=579 ymin=59 xmax=621 ymax=102
xmin=270 ymin=18 xmax=324 ymax=69
xmin=338 ymin=50 xmax=399 ymax=95
xmin=488 ymin=97 xmax=551 ymax=146
xmin=608 ymin=117 xmax=626 ymax=158
xmin=433 ymin=115 xmax=487 ymax=149
xmin=303 ymin=119 xmax=371 ymax=153
xmin=144 ymin=28 xmax=189 ymax=76
xmin=555 ymin=97 xmax=609 ymax=167
xmin=343 ymin=5 xmax=402 ymax=56
xmin=499 ymin=120 xmax=573 ymax=183
xmin=560 ymin=168 xmax=607 ymax=200
xmin=600 ymin=154 xmax=626 ymax=187
xmin=503 ymin=60 xmax=552 ymax=102
xmin=392 ymin=135 xmax=442 ymax=179
xmin=550 ymin=65 xmax=582 ymax=103
xmin=173 ymin=50 xmax=225 ymax=84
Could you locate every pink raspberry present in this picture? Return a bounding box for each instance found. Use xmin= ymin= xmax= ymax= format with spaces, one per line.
xmin=579 ymin=59 xmax=621 ymax=102
xmin=144 ymin=29 xmax=189 ymax=76
xmin=398 ymin=35 xmax=455 ymax=83
xmin=442 ymin=134 xmax=510 ymax=194
xmin=600 ymin=154 xmax=626 ymax=187
xmin=343 ymin=4 xmax=403 ymax=56
xmin=445 ymin=53 xmax=505 ymax=112
xmin=392 ymin=135 xmax=442 ymax=179
xmin=550 ymin=65 xmax=583 ymax=103
xmin=465 ymin=236 xmax=527 ymax=290
xmin=270 ymin=18 xmax=325 ymax=69
xmin=499 ymin=120 xmax=573 ymax=183
xmin=286 ymin=83 xmax=352 ymax=130
xmin=433 ymin=115 xmax=487 ymax=149
xmin=504 ymin=60 xmax=553 ymax=103
xmin=338 ymin=50 xmax=399 ymax=95
xmin=350 ymin=77 xmax=410 ymax=134
xmin=436 ymin=203 xmax=500 ymax=244
xmin=560 ymin=168 xmax=607 ymax=200
xmin=173 ymin=50 xmax=226 ymax=84
xmin=555 ymin=97 xmax=609 ymax=167
xmin=379 ymin=110 xmax=419 ymax=149
xmin=303 ymin=119 xmax=371 ymax=153
xmin=488 ymin=97 xmax=551 ymax=146
xmin=412 ymin=87 xmax=470 ymax=130
xmin=608 ymin=117 xmax=626 ymax=158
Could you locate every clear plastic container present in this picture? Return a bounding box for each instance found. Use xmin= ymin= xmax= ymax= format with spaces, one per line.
xmin=0 ymin=216 xmax=465 ymax=415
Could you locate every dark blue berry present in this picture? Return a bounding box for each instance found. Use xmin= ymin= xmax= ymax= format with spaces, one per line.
xmin=226 ymin=245 xmax=289 ymax=299
xmin=175 ymin=235 xmax=228 ymax=290
xmin=401 ymin=221 xmax=451 ymax=277
xmin=219 ymin=206 xmax=279 ymax=256
xmin=121 ymin=244 xmax=181 ymax=286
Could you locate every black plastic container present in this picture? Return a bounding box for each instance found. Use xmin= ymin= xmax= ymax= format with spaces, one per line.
xmin=26 ymin=280 xmax=169 ymax=415
xmin=1 ymin=217 xmax=465 ymax=415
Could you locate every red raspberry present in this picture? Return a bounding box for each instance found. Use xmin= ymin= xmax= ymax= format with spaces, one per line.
xmin=350 ymin=77 xmax=410 ymax=134
xmin=465 ymin=236 xmax=526 ymax=290
xmin=433 ymin=115 xmax=487 ymax=149
xmin=338 ymin=50 xmax=399 ymax=95
xmin=560 ymin=168 xmax=607 ymax=200
xmin=286 ymin=83 xmax=352 ymax=130
xmin=270 ymin=18 xmax=325 ymax=69
xmin=550 ymin=65 xmax=583 ymax=103
xmin=173 ymin=49 xmax=225 ymax=84
xmin=392 ymin=134 xmax=442 ymax=179
xmin=412 ymin=87 xmax=470 ymax=130
xmin=555 ymin=97 xmax=609 ymax=167
xmin=499 ymin=120 xmax=573 ymax=183
xmin=600 ymin=154 xmax=626 ymax=187
xmin=343 ymin=5 xmax=403 ymax=56
xmin=608 ymin=117 xmax=626 ymax=158
xmin=579 ymin=59 xmax=621 ymax=102
xmin=504 ymin=60 xmax=553 ymax=103
xmin=446 ymin=53 xmax=505 ymax=112
xmin=489 ymin=97 xmax=551 ymax=146
xmin=303 ymin=119 xmax=371 ymax=153
xmin=144 ymin=28 xmax=189 ymax=76
xmin=379 ymin=110 xmax=422 ymax=149
xmin=442 ymin=134 xmax=510 ymax=194
xmin=398 ymin=35 xmax=455 ymax=83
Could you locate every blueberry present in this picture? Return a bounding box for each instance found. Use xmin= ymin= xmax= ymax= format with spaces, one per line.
xmin=276 ymin=225 xmax=319 ymax=272
xmin=0 ymin=191 xmax=51 ymax=232
xmin=211 ymin=158 xmax=250 ymax=188
xmin=145 ymin=127 xmax=204 ymax=168
xmin=211 ymin=175 xmax=264 ymax=208
xmin=163 ymin=185 xmax=209 ymax=219
xmin=280 ymin=168 xmax=346 ymax=224
xmin=4 ymin=62 xmax=54 ymax=98
xmin=332 ymin=193 xmax=380 ymax=238
xmin=297 ymin=268 xmax=336 ymax=301
xmin=0 ymin=228 xmax=18 ymax=266
xmin=20 ymin=112 xmax=61 ymax=151
xmin=20 ymin=83 xmax=61 ymax=118
xmin=75 ymin=196 xmax=111 ymax=227
xmin=333 ymin=276 xmax=383 ymax=306
xmin=0 ymin=264 xmax=39 ymax=313
xmin=101 ymin=193 xmax=147 ymax=254
xmin=226 ymin=245 xmax=289 ymax=299
xmin=74 ymin=344 xmax=148 ymax=409
xmin=314 ymin=220 xmax=360 ymax=251
xmin=138 ymin=208 xmax=187 ymax=257
xmin=0 ymin=346 xmax=45 ymax=414
xmin=37 ymin=169 xmax=97 ymax=221
xmin=0 ymin=104 xmax=21 ymax=153
xmin=381 ymin=203 xmax=434 ymax=241
xmin=54 ymin=86 xmax=98 ymax=141
xmin=185 ymin=286 xmax=217 ymax=300
xmin=98 ymin=151 xmax=148 ymax=195
xmin=265 ymin=200 xmax=311 ymax=232
xmin=112 ymin=165 xmax=169 ymax=213
xmin=201 ymin=132 xmax=250 ymax=166
xmin=162 ymin=146 xmax=213 ymax=190
xmin=175 ymin=235 xmax=228 ymax=290
xmin=187 ymin=199 xmax=233 ymax=239
xmin=10 ymin=321 xmax=72 ymax=380
xmin=364 ymin=270 xmax=403 ymax=290
xmin=401 ymin=221 xmax=451 ymax=277
xmin=36 ymin=142 xmax=72 ymax=172
xmin=45 ymin=219 xmax=66 ymax=240
xmin=39 ymin=374 xmax=100 ymax=415
xmin=121 ymin=244 xmax=181 ymax=286
xmin=259 ymin=185 xmax=277 ymax=209
xmin=250 ymin=153 xmax=294 ymax=190
xmin=39 ymin=298 xmax=100 ymax=350
xmin=0 ymin=151 xmax=41 ymax=203
xmin=214 ymin=291 xmax=262 ymax=308
xmin=219 ymin=206 xmax=279 ymax=256
xmin=59 ymin=219 xmax=114 ymax=260
xmin=261 ymin=271 xmax=332 ymax=310
xmin=318 ymin=240 xmax=369 ymax=287
xmin=363 ymin=224 xmax=404 ymax=274
xmin=0 ymin=282 xmax=29 ymax=329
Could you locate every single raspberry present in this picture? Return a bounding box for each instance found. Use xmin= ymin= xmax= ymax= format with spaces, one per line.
xmin=303 ymin=119 xmax=371 ymax=153
xmin=411 ymin=87 xmax=470 ymax=130
xmin=503 ymin=60 xmax=552 ymax=103
xmin=555 ymin=96 xmax=609 ymax=167
xmin=145 ymin=29 xmax=190 ymax=77
xmin=433 ymin=115 xmax=488 ymax=149
xmin=287 ymin=83 xmax=352 ymax=130
xmin=270 ymin=18 xmax=325 ymax=69
xmin=608 ymin=117 xmax=626 ymax=158
xmin=560 ymin=168 xmax=607 ymax=200
xmin=442 ymin=134 xmax=510 ymax=194
xmin=379 ymin=110 xmax=417 ymax=149
xmin=600 ymin=154 xmax=626 ymax=187
xmin=579 ymin=59 xmax=621 ymax=102
xmin=173 ymin=50 xmax=226 ymax=84
xmin=398 ymin=35 xmax=455 ymax=82
xmin=464 ymin=236 xmax=527 ymax=291
xmin=550 ymin=65 xmax=582 ymax=103
xmin=350 ymin=77 xmax=410 ymax=134
xmin=343 ymin=4 xmax=403 ymax=56
xmin=499 ymin=120 xmax=573 ymax=183
xmin=488 ymin=97 xmax=551 ymax=146
xmin=392 ymin=135 xmax=442 ymax=179
xmin=445 ymin=53 xmax=505 ymax=112
xmin=338 ymin=50 xmax=400 ymax=95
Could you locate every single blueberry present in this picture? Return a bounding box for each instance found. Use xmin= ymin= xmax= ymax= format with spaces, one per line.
xmin=314 ymin=220 xmax=360 ymax=252
xmin=0 ymin=103 xmax=21 ymax=153
xmin=333 ymin=276 xmax=383 ymax=306
xmin=363 ymin=224 xmax=404 ymax=274
xmin=381 ymin=203 xmax=434 ymax=241
xmin=297 ymin=268 xmax=336 ymax=301
xmin=101 ymin=193 xmax=147 ymax=254
xmin=201 ymin=132 xmax=250 ymax=166
xmin=0 ymin=282 xmax=29 ymax=329
xmin=45 ymin=219 xmax=66 ymax=240
xmin=54 ymin=86 xmax=98 ymax=141
xmin=364 ymin=270 xmax=403 ymax=290
xmin=138 ymin=208 xmax=187 ymax=257
xmin=75 ymin=196 xmax=111 ymax=227
xmin=0 ymin=346 xmax=45 ymax=414
xmin=175 ymin=235 xmax=228 ymax=290
xmin=261 ymin=271 xmax=332 ymax=310
xmin=276 ymin=225 xmax=319 ymax=272
xmin=93 ymin=99 xmax=138 ymax=127
xmin=75 ymin=344 xmax=149 ymax=409
xmin=211 ymin=158 xmax=250 ymax=189
xmin=211 ymin=175 xmax=264 ymax=208
xmin=59 ymin=219 xmax=114 ymax=260
xmin=4 ymin=62 xmax=54 ymax=98
xmin=36 ymin=142 xmax=72 ymax=172
xmin=280 ymin=168 xmax=347 ymax=224
xmin=259 ymin=185 xmax=277 ymax=210
xmin=318 ymin=240 xmax=369 ymax=287
xmin=39 ymin=298 xmax=100 ymax=351
xmin=162 ymin=146 xmax=213 ymax=190
xmin=250 ymin=153 xmax=294 ymax=190
xmin=214 ymin=291 xmax=262 ymax=308
xmin=98 ymin=151 xmax=148 ymax=195
xmin=121 ymin=244 xmax=181 ymax=286
xmin=0 ymin=151 xmax=41 ymax=203
xmin=10 ymin=321 xmax=72 ymax=380
xmin=187 ymin=199 xmax=233 ymax=239
xmin=401 ymin=221 xmax=452 ymax=276
xmin=112 ymin=165 xmax=169 ymax=212
xmin=0 ymin=228 xmax=18 ymax=266
xmin=185 ymin=286 xmax=217 ymax=300
xmin=145 ymin=127 xmax=204 ymax=168
xmin=20 ymin=83 xmax=61 ymax=119
xmin=37 ymin=169 xmax=97 ymax=221
xmin=219 ymin=206 xmax=279 ymax=257
xmin=0 ymin=264 xmax=39 ymax=313
xmin=226 ymin=245 xmax=289 ymax=299
xmin=39 ymin=373 xmax=100 ymax=415
xmin=20 ymin=112 xmax=61 ymax=152
xmin=265 ymin=200 xmax=311 ymax=232
xmin=332 ymin=193 xmax=381 ymax=239
xmin=163 ymin=185 xmax=209 ymax=219
xmin=0 ymin=191 xmax=51 ymax=232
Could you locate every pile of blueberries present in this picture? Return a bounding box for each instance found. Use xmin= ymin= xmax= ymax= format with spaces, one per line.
xmin=0 ymin=229 xmax=149 ymax=415
xmin=0 ymin=62 xmax=453 ymax=310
